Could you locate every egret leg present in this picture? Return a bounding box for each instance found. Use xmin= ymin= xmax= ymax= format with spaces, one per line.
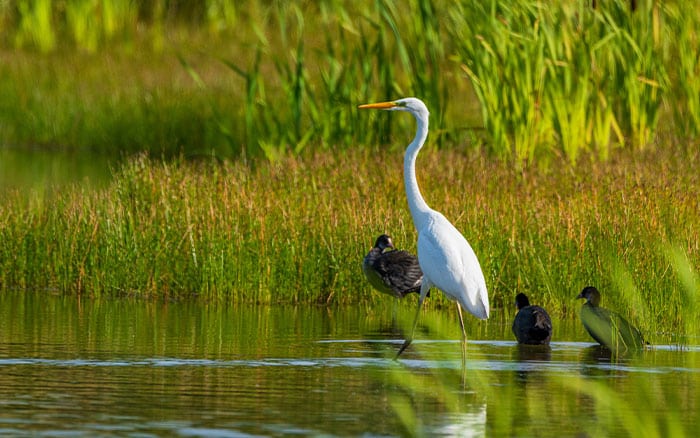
xmin=457 ymin=303 xmax=467 ymax=367
xmin=396 ymin=282 xmax=431 ymax=359
xmin=457 ymin=303 xmax=467 ymax=342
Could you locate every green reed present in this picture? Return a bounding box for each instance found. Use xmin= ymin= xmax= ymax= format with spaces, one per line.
xmin=11 ymin=0 xmax=55 ymax=52
xmin=451 ymin=0 xmax=676 ymax=163
xmin=665 ymin=2 xmax=700 ymax=139
xmin=2 ymin=0 xmax=700 ymax=163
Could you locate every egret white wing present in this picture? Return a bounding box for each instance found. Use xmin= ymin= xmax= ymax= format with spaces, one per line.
xmin=417 ymin=212 xmax=489 ymax=319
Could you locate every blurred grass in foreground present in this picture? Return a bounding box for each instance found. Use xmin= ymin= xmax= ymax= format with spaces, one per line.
xmin=387 ymin=262 xmax=699 ymax=436
xmin=385 ymin=252 xmax=698 ymax=436
xmin=1 ymin=1 xmax=699 ymax=164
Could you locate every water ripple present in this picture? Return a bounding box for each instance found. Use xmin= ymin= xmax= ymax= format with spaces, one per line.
xmin=1 ymin=341 xmax=699 ymax=377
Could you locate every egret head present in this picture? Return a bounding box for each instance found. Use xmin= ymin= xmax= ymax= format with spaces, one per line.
xmin=358 ymin=97 xmax=429 ymax=119
xmin=577 ymin=286 xmax=601 ymax=306
xmin=373 ymin=234 xmax=395 ymax=252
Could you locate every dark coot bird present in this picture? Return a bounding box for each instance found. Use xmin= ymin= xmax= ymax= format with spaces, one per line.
xmin=363 ymin=234 xmax=423 ymax=299
xmin=512 ymin=293 xmax=553 ymax=345
xmin=577 ymin=286 xmax=646 ymax=352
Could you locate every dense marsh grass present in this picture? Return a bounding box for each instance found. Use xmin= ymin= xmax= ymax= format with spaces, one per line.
xmin=0 ymin=0 xmax=697 ymax=339
xmin=2 ymin=0 xmax=699 ymax=163
xmin=1 ymin=147 xmax=698 ymax=339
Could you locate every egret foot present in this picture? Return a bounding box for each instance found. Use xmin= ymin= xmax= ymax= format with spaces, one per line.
xmin=395 ymin=338 xmax=412 ymax=359
xmin=395 ymin=281 xmax=431 ymax=359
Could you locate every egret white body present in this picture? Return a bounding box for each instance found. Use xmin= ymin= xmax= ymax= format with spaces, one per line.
xmin=358 ymin=98 xmax=489 ymax=356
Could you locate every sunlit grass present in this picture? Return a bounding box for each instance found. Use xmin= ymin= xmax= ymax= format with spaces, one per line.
xmin=1 ymin=146 xmax=697 ymax=339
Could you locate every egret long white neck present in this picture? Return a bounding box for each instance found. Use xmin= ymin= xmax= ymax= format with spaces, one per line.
xmin=404 ymin=112 xmax=431 ymax=230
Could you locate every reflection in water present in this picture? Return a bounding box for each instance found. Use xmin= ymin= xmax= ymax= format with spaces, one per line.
xmin=514 ymin=344 xmax=552 ymax=362
xmin=434 ymin=405 xmax=487 ymax=437
xmin=577 ymin=344 xmax=648 ymax=379
xmin=512 ymin=344 xmax=552 ymax=385
xmin=581 ymin=344 xmax=615 ymax=363
xmin=0 ymin=292 xmax=698 ymax=436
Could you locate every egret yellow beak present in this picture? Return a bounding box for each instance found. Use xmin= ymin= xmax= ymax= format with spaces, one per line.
xmin=358 ymin=101 xmax=397 ymax=109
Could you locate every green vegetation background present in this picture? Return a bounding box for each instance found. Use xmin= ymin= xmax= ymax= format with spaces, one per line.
xmin=1 ymin=0 xmax=698 ymax=340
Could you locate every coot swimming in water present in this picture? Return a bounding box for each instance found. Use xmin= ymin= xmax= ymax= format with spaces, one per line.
xmin=512 ymin=293 xmax=553 ymax=345
xmin=362 ymin=234 xmax=423 ymax=299
xmin=577 ymin=286 xmax=645 ymax=352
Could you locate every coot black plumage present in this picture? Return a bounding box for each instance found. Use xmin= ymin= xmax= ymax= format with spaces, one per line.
xmin=512 ymin=293 xmax=553 ymax=345
xmin=577 ymin=286 xmax=645 ymax=352
xmin=362 ymin=235 xmax=423 ymax=299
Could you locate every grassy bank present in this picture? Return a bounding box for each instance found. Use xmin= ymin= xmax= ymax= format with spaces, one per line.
xmin=1 ymin=1 xmax=700 ymax=163
xmin=1 ymin=146 xmax=698 ymax=338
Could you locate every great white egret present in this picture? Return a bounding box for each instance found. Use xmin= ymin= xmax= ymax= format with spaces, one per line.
xmin=512 ymin=293 xmax=553 ymax=345
xmin=363 ymin=234 xmax=423 ymax=299
xmin=577 ymin=286 xmax=645 ymax=352
xmin=358 ymin=97 xmax=489 ymax=357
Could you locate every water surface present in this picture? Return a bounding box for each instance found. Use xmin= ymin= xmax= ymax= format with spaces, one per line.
xmin=0 ymin=147 xmax=113 ymax=191
xmin=0 ymin=292 xmax=698 ymax=436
